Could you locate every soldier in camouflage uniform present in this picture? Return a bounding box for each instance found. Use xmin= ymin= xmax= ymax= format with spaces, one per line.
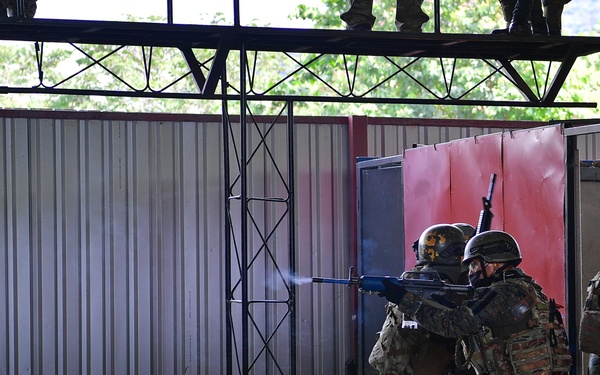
xmin=493 ymin=0 xmax=571 ymax=36
xmin=340 ymin=0 xmax=429 ymax=32
xmin=580 ymin=271 xmax=600 ymax=375
xmin=0 ymin=0 xmax=37 ymax=18
xmin=380 ymin=230 xmax=572 ymax=374
xmin=368 ymin=223 xmax=475 ymax=374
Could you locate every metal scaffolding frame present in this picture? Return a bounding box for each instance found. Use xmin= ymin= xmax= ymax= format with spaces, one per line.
xmin=2 ymin=5 xmax=600 ymax=373
xmin=2 ymin=20 xmax=600 ymax=107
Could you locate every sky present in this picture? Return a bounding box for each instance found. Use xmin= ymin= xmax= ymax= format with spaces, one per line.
xmin=35 ymin=0 xmax=325 ymax=28
xmin=33 ymin=0 xmax=598 ymax=35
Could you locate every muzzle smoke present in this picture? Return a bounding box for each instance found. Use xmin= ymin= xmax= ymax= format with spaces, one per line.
xmin=290 ymin=275 xmax=314 ymax=285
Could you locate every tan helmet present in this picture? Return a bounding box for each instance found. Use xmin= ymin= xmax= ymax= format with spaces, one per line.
xmin=416 ymin=224 xmax=467 ymax=266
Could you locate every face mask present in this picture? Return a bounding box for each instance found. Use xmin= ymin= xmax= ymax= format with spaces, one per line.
xmin=469 ymin=270 xmax=494 ymax=288
xmin=467 ymin=259 xmax=494 ymax=288
xmin=468 ymin=270 xmax=482 ymax=287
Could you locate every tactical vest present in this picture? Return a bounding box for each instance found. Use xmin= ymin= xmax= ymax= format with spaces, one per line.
xmin=580 ymin=271 xmax=600 ymax=355
xmin=466 ymin=278 xmax=571 ymax=374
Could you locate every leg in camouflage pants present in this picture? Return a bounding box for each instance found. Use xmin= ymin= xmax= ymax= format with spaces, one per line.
xmin=591 ymin=354 xmax=600 ymax=375
xmin=340 ymin=0 xmax=429 ymax=32
xmin=495 ymin=0 xmax=547 ymax=34
xmin=542 ymin=0 xmax=571 ymax=35
xmin=0 ymin=0 xmax=37 ymax=18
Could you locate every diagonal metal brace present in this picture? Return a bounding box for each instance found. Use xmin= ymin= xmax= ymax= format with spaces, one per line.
xmin=497 ymin=59 xmax=539 ymax=103
xmin=542 ymin=47 xmax=578 ymax=104
xmin=202 ymin=34 xmax=233 ymax=96
xmin=179 ymin=47 xmax=206 ymax=93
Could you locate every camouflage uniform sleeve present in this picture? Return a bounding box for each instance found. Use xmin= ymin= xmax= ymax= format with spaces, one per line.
xmin=396 ymin=281 xmax=527 ymax=338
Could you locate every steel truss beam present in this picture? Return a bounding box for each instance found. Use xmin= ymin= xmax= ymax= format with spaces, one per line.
xmin=1 ymin=19 xmax=600 ymax=107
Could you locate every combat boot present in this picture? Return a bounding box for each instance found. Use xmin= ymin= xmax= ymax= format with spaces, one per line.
xmin=531 ymin=0 xmax=548 ymax=34
xmin=543 ymin=0 xmax=564 ymax=36
xmin=395 ymin=0 xmax=429 ymax=33
xmin=340 ymin=0 xmax=376 ymax=31
xmin=508 ymin=0 xmax=534 ymax=36
xmin=491 ymin=0 xmax=517 ymax=34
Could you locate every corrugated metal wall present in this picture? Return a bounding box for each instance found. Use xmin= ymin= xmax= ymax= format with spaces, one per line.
xmin=577 ymin=132 xmax=600 ymax=161
xmin=1 ymin=118 xmax=228 ymax=374
xmin=0 ymin=115 xmax=354 ymax=375
xmin=2 ymin=113 xmax=595 ymax=375
xmin=295 ymin=121 xmax=351 ymax=375
xmin=366 ymin=119 xmax=519 ymax=157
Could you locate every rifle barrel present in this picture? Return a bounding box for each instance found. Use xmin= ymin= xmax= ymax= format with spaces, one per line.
xmin=311 ymin=277 xmax=350 ymax=285
xmin=487 ymin=173 xmax=496 ymax=202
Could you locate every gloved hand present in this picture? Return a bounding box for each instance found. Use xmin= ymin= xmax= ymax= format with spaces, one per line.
xmin=379 ymin=278 xmax=408 ymax=305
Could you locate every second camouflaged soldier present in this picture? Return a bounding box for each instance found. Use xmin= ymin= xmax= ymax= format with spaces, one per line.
xmin=493 ymin=0 xmax=571 ymax=36
xmin=379 ymin=230 xmax=572 ymax=374
xmin=580 ymin=270 xmax=600 ymax=375
xmin=340 ymin=0 xmax=429 ymax=32
xmin=493 ymin=0 xmax=548 ymax=35
xmin=368 ymin=224 xmax=475 ymax=374
xmin=495 ymin=0 xmax=538 ymax=35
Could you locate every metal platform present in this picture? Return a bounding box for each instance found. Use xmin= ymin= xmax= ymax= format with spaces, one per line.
xmin=2 ymin=18 xmax=600 ymax=60
xmin=1 ymin=18 xmax=600 ymax=106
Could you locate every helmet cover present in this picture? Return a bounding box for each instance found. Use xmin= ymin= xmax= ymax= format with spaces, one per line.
xmin=462 ymin=230 xmax=522 ymax=266
xmin=417 ymin=224 xmax=467 ymax=266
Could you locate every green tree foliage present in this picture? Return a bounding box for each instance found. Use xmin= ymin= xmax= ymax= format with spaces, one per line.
xmin=1 ymin=3 xmax=599 ymax=121
xmin=291 ymin=0 xmax=600 ymax=120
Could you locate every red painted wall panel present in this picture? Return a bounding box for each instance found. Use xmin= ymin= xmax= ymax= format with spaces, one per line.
xmin=503 ymin=126 xmax=566 ymax=306
xmin=403 ymin=125 xmax=566 ymax=307
xmin=402 ymin=144 xmax=452 ymax=269
xmin=449 ymin=134 xmax=504 ymax=231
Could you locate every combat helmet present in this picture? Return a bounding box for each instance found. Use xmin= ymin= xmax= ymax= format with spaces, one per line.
xmin=462 ymin=230 xmax=522 ymax=266
xmin=453 ymin=223 xmax=476 ymax=241
xmin=416 ymin=224 xmax=466 ymax=266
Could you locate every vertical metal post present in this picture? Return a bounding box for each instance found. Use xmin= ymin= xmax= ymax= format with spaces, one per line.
xmin=434 ymin=0 xmax=441 ymax=33
xmin=166 ymin=0 xmax=173 ymax=24
xmin=287 ymin=101 xmax=297 ymax=374
xmin=564 ymin=129 xmax=579 ymax=374
xmin=347 ymin=115 xmax=368 ymax=372
xmin=240 ymin=44 xmax=249 ymax=375
xmin=233 ymin=0 xmax=240 ymax=27
xmin=15 ymin=0 xmax=25 ymax=17
xmin=222 ymin=67 xmax=233 ymax=375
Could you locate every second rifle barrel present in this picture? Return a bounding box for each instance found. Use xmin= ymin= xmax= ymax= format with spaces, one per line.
xmin=311 ymin=277 xmax=349 ymax=285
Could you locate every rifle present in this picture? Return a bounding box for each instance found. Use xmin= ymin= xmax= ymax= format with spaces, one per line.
xmin=475 ymin=173 xmax=496 ymax=235
xmin=312 ymin=267 xmax=473 ymax=300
